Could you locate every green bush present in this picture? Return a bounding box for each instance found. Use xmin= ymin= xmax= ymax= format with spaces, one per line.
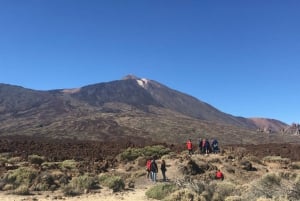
xmin=60 ymin=160 xmax=78 ymax=170
xmin=212 ymin=181 xmax=236 ymax=201
xmin=164 ymin=189 xmax=204 ymax=201
xmin=146 ymin=183 xmax=177 ymax=200
xmin=63 ymin=174 xmax=98 ymax=196
xmin=259 ymin=173 xmax=281 ymax=187
xmin=225 ymin=195 xmax=242 ymax=201
xmin=30 ymin=172 xmax=57 ymax=191
xmin=119 ymin=145 xmax=171 ymax=162
xmin=262 ymin=156 xmax=290 ymax=165
xmin=7 ymin=156 xmax=22 ymax=164
xmin=4 ymin=167 xmax=38 ymax=188
xmin=41 ymin=161 xmax=60 ymax=170
xmin=289 ymin=162 xmax=300 ymax=169
xmin=13 ymin=184 xmax=30 ymax=195
xmin=99 ymin=174 xmax=125 ymax=192
xmin=295 ymin=175 xmax=300 ymax=194
xmin=241 ymin=173 xmax=294 ymax=200
xmin=28 ymin=154 xmax=45 ymax=165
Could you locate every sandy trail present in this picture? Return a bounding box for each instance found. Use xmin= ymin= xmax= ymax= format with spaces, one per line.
xmin=0 ymin=188 xmax=152 ymax=201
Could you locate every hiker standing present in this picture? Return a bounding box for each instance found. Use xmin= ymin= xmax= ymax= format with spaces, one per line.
xmin=211 ymin=139 xmax=220 ymax=154
xmin=150 ymin=159 xmax=158 ymax=182
xmin=146 ymin=158 xmax=152 ymax=180
xmin=160 ymin=159 xmax=167 ymax=182
xmin=186 ymin=139 xmax=193 ymax=155
xmin=198 ymin=138 xmax=203 ymax=154
xmin=202 ymin=138 xmax=209 ymax=155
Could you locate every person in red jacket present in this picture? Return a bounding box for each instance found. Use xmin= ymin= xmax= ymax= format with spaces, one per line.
xmin=215 ymin=169 xmax=224 ymax=180
xmin=186 ymin=139 xmax=193 ymax=155
xmin=146 ymin=158 xmax=152 ymax=180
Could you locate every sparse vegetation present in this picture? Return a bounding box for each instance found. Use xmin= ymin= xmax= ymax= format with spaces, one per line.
xmin=119 ymin=145 xmax=171 ymax=161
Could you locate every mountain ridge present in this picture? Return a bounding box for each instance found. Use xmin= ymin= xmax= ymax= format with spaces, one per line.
xmin=0 ymin=76 xmax=297 ymax=144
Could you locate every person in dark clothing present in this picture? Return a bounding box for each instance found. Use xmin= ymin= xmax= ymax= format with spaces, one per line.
xmin=160 ymin=160 xmax=167 ymax=182
xmin=211 ymin=139 xmax=220 ymax=153
xmin=202 ymin=138 xmax=210 ymax=154
xmin=150 ymin=159 xmax=158 ymax=182
xmin=198 ymin=138 xmax=203 ymax=154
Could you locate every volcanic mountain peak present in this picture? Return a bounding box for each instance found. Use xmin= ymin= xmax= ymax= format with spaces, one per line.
xmin=122 ymin=74 xmax=152 ymax=89
xmin=122 ymin=74 xmax=140 ymax=80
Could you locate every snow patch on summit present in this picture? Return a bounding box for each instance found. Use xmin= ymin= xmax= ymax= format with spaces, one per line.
xmin=136 ymin=78 xmax=149 ymax=88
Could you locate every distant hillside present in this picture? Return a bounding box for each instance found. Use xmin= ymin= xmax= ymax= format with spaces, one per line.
xmin=0 ymin=76 xmax=295 ymax=145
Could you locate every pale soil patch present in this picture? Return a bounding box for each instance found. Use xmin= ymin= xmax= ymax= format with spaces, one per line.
xmin=0 ymin=188 xmax=154 ymax=201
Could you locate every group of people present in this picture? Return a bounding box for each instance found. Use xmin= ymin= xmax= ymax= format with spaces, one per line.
xmin=186 ymin=138 xmax=220 ymax=155
xmin=146 ymin=158 xmax=167 ymax=182
xmin=186 ymin=138 xmax=224 ymax=181
xmin=144 ymin=138 xmax=223 ymax=183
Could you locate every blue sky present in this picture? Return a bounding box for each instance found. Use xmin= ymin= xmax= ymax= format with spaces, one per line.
xmin=1 ymin=1 xmax=299 ymax=124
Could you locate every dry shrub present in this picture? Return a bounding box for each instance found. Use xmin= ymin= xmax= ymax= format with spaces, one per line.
xmin=164 ymin=189 xmax=205 ymax=201
xmin=28 ymin=154 xmax=45 ymax=165
xmin=118 ymin=145 xmax=171 ymax=162
xmin=256 ymin=196 xmax=290 ymax=201
xmin=13 ymin=184 xmax=30 ymax=195
xmin=146 ymin=183 xmax=177 ymax=200
xmin=98 ymin=173 xmax=125 ymax=192
xmin=30 ymin=172 xmax=57 ymax=191
xmin=256 ymin=198 xmax=273 ymax=201
xmin=262 ymin=156 xmax=290 ymax=165
xmin=7 ymin=156 xmax=22 ymax=164
xmin=225 ymin=195 xmax=242 ymax=201
xmin=60 ymin=160 xmax=78 ymax=170
xmin=245 ymin=156 xmax=263 ymax=165
xmin=62 ymin=174 xmax=98 ymax=196
xmin=240 ymin=172 xmax=300 ymax=201
xmin=41 ymin=161 xmax=60 ymax=170
xmin=295 ymin=175 xmax=300 ymax=194
xmin=211 ymin=181 xmax=236 ymax=201
xmin=289 ymin=162 xmax=300 ymax=169
xmin=4 ymin=167 xmax=38 ymax=189
xmin=259 ymin=173 xmax=281 ymax=187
